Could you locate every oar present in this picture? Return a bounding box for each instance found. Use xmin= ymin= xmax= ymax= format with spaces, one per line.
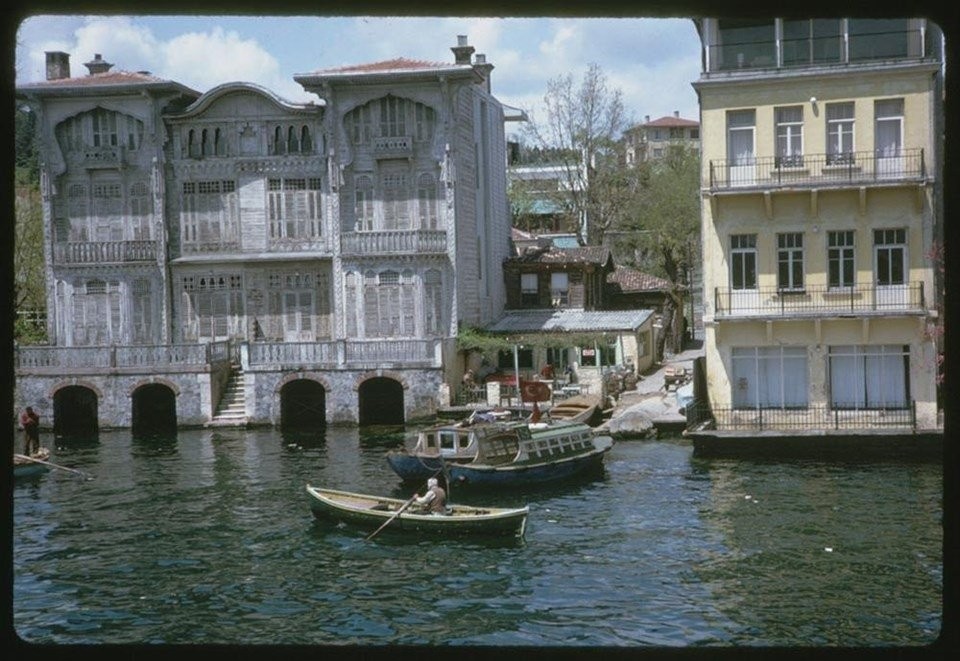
xmin=14 ymin=453 xmax=92 ymax=480
xmin=365 ymin=494 xmax=417 ymax=541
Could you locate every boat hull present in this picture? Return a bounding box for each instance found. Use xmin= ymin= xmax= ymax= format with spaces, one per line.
xmin=13 ymin=449 xmax=51 ymax=479
xmin=385 ymin=453 xmax=449 ymax=483
xmin=448 ymin=444 xmax=610 ymax=488
xmin=305 ymin=486 xmax=528 ymax=537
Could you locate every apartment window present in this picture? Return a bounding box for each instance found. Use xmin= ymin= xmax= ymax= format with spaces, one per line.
xmin=777 ymin=233 xmax=804 ymax=291
xmin=828 ymin=231 xmax=855 ymax=288
xmin=829 ymin=345 xmax=909 ymax=409
xmin=732 ymin=346 xmax=808 ymax=409
xmin=727 ymin=110 xmax=755 ymax=165
xmin=875 ymin=99 xmax=903 ymax=158
xmin=775 ymin=106 xmax=804 ymax=167
xmin=550 ymin=272 xmax=569 ymax=306
xmin=826 ymin=103 xmax=855 ymax=164
xmin=520 ymin=273 xmax=539 ymax=306
xmin=781 ymin=19 xmax=842 ymax=66
xmin=731 ymin=234 xmax=757 ymax=290
xmin=874 ymin=229 xmax=907 ymax=286
xmin=690 ymin=128 xmax=699 ymax=139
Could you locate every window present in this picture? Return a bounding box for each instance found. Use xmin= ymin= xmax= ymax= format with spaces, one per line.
xmin=363 ymin=269 xmax=416 ymax=337
xmin=498 ymin=348 xmax=533 ymax=370
xmin=848 ymin=19 xmax=910 ymax=61
xmin=727 ymin=110 xmax=755 ymax=168
xmin=74 ymin=279 xmax=121 ymax=346
xmin=180 ymin=273 xmax=244 ymax=341
xmin=417 ymin=173 xmax=438 ymax=229
xmin=550 ymin=272 xmax=569 ymax=306
xmin=129 ymin=182 xmax=152 ymax=240
xmin=424 ymin=269 xmax=443 ymax=335
xmin=875 ymin=99 xmax=903 ymax=158
xmin=354 ymin=175 xmax=374 ymax=231
xmin=874 ymin=228 xmax=906 ymax=286
xmin=350 ymin=104 xmax=373 ymax=145
xmin=731 ymin=234 xmax=757 ymax=290
xmin=829 ymin=345 xmax=909 ymax=409
xmin=267 ymin=177 xmax=322 ymax=241
xmin=415 ymin=104 xmax=435 ymax=142
xmin=775 ymin=106 xmax=804 ymax=167
xmin=781 ymin=19 xmax=842 ymax=66
xmin=777 ymin=233 xmax=804 ymax=291
xmin=381 ymin=169 xmax=410 ymax=230
xmin=180 ymin=180 xmax=239 ymax=252
xmin=826 ymin=103 xmax=855 ymax=164
xmin=520 ymin=273 xmax=539 ymax=306
xmin=718 ymin=19 xmax=775 ymax=69
xmin=92 ymin=108 xmax=118 ymax=148
xmin=380 ymin=96 xmax=406 ymax=138
xmin=690 ymin=129 xmax=699 ymax=139
xmin=732 ymin=346 xmax=808 ymax=409
xmin=828 ymin=231 xmax=855 ymax=288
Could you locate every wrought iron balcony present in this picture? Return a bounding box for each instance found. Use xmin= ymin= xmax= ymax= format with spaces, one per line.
xmin=54 ymin=240 xmax=158 ymax=265
xmin=714 ymin=281 xmax=926 ymax=319
xmin=707 ymin=148 xmax=925 ymax=191
xmin=340 ymin=229 xmax=447 ymax=256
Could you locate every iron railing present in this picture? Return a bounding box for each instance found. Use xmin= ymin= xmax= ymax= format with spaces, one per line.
xmin=714 ymin=281 xmax=926 ymax=318
xmin=707 ymin=148 xmax=925 ymax=190
xmin=687 ymin=401 xmax=916 ymax=432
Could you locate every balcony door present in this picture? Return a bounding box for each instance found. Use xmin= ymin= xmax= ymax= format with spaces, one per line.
xmin=874 ymin=229 xmax=908 ymax=309
xmin=283 ymin=291 xmax=315 ymax=342
xmin=875 ymin=99 xmax=904 ymax=178
xmin=727 ymin=110 xmax=756 ymax=186
xmin=730 ymin=234 xmax=759 ymax=313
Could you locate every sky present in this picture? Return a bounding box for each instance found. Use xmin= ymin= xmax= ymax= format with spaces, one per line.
xmin=13 ymin=13 xmax=703 ymax=138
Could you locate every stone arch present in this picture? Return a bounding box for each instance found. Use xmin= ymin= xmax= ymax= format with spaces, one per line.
xmin=52 ymin=383 xmax=100 ymax=437
xmin=278 ymin=374 xmax=328 ymax=430
xmin=131 ymin=382 xmax=178 ymax=435
xmin=356 ymin=373 xmax=405 ymax=426
xmin=128 ymin=377 xmax=182 ymax=397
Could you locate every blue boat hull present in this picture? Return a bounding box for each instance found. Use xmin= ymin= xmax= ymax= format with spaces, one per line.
xmin=385 ymin=453 xmax=447 ymax=482
xmin=447 ymin=449 xmax=608 ymax=488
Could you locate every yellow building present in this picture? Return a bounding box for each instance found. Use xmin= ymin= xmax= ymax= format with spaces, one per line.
xmin=691 ymin=18 xmax=943 ymax=440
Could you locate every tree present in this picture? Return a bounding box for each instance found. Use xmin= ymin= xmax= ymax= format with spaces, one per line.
xmin=615 ymin=144 xmax=701 ymax=358
xmin=520 ymin=63 xmax=627 ymax=244
xmin=14 ymin=105 xmax=46 ymax=344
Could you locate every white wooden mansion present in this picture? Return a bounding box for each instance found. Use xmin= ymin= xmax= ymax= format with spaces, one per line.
xmin=15 ymin=37 xmax=519 ymax=432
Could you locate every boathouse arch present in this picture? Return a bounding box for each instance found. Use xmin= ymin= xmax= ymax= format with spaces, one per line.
xmin=131 ymin=383 xmax=178 ymax=435
xmin=52 ymin=383 xmax=100 ymax=437
xmin=356 ymin=375 xmax=405 ymax=426
xmin=279 ymin=376 xmax=327 ymax=429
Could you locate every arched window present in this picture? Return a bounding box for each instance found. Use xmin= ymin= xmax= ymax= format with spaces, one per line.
xmin=274 ymin=126 xmax=285 ymax=155
xmin=215 ymin=128 xmax=226 ymax=156
xmin=202 ymin=129 xmax=213 ymax=157
xmin=188 ymin=129 xmax=200 ymax=158
xmin=300 ymin=126 xmax=312 ymax=153
xmin=287 ymin=126 xmax=299 ymax=153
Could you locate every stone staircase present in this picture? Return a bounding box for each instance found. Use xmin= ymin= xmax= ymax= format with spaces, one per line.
xmin=207 ymin=366 xmax=248 ymax=427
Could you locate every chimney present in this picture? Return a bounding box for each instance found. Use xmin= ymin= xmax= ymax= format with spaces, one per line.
xmin=452 ymin=35 xmax=475 ymax=64
xmin=45 ymin=51 xmax=71 ymax=80
xmin=474 ymin=53 xmax=494 ymax=93
xmin=674 ymin=110 xmax=680 ymax=118
xmin=644 ymin=115 xmax=650 ymax=124
xmin=84 ymin=53 xmax=114 ymax=76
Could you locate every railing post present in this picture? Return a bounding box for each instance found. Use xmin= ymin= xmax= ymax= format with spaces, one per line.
xmin=758 ymin=406 xmax=763 ymax=432
xmin=835 ymin=406 xmax=839 ymax=430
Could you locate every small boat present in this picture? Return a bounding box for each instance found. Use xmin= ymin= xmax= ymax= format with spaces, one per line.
xmin=14 ymin=447 xmax=51 ymax=479
xmin=305 ymin=485 xmax=528 ymax=538
xmin=547 ymin=394 xmax=601 ymax=425
xmin=385 ymin=410 xmax=517 ymax=482
xmin=446 ymin=421 xmax=614 ymax=489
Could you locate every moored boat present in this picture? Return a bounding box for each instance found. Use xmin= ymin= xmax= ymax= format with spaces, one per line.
xmin=546 ymin=394 xmax=601 ymax=425
xmin=446 ymin=421 xmax=613 ymax=488
xmin=305 ymin=485 xmax=528 ymax=537
xmin=14 ymin=447 xmax=52 ymax=479
xmin=385 ymin=410 xmax=518 ymax=482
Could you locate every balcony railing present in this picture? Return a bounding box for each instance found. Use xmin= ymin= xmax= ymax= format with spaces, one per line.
xmin=707 ymin=149 xmax=925 ymax=190
xmin=247 ymin=339 xmax=441 ymax=369
xmin=340 ymin=229 xmax=447 ymax=256
xmin=54 ymin=240 xmax=158 ymax=265
xmin=688 ymin=402 xmax=916 ymax=432
xmin=79 ymin=145 xmax=127 ymax=168
xmin=373 ymin=135 xmax=413 ymax=158
xmin=15 ymin=341 xmax=231 ymax=372
xmin=714 ymin=281 xmax=925 ymax=318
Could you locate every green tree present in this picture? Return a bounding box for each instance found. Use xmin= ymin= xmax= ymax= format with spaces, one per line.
xmin=616 ymin=144 xmax=701 ymax=357
xmin=14 ymin=104 xmax=46 ymax=344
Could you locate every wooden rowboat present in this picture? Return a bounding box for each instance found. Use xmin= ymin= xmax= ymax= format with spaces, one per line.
xmin=547 ymin=394 xmax=601 ymax=425
xmin=14 ymin=447 xmax=51 ymax=479
xmin=305 ymin=485 xmax=528 ymax=538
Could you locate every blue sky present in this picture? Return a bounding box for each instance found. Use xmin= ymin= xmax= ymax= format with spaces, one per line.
xmin=14 ymin=14 xmax=703 ymax=137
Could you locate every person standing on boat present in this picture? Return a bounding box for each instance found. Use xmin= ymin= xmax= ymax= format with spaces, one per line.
xmin=20 ymin=406 xmax=40 ymax=455
xmin=412 ymin=477 xmax=447 ymax=514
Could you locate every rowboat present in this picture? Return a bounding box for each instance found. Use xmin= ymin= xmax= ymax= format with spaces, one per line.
xmin=547 ymin=394 xmax=601 ymax=425
xmin=14 ymin=447 xmax=51 ymax=479
xmin=446 ymin=421 xmax=614 ymax=488
xmin=305 ymin=485 xmax=529 ymax=537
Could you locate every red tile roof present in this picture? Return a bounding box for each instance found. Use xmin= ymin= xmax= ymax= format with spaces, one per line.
xmin=313 ymin=57 xmax=455 ymax=74
xmin=642 ymin=115 xmax=699 ymax=128
xmin=607 ymin=266 xmax=674 ymax=292
xmin=21 ymin=70 xmax=169 ymax=87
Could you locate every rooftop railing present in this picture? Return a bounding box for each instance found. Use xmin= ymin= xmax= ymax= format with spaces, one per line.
xmin=714 ymin=281 xmax=926 ymax=319
xmin=707 ymin=148 xmax=925 ymax=191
